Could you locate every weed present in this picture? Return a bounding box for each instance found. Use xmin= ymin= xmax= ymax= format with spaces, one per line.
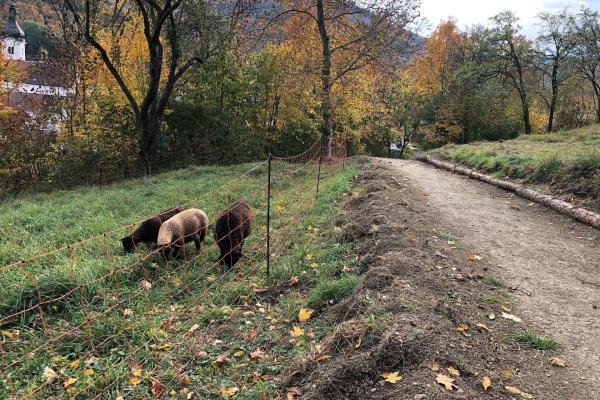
xmin=515 ymin=330 xmax=559 ymax=350
xmin=486 ymin=276 xmax=506 ymax=288
xmin=481 ymin=293 xmax=505 ymax=303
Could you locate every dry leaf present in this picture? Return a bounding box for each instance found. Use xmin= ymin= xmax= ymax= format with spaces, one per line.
xmin=500 ymin=369 xmax=514 ymax=378
xmin=316 ymin=354 xmax=332 ymax=362
xmin=435 ymin=374 xmax=456 ymax=391
xmin=2 ymin=330 xmax=18 ymax=340
xmin=129 ymin=377 xmax=141 ymax=386
xmin=83 ymin=369 xmax=94 ymax=376
xmin=286 ymin=387 xmax=303 ymax=400
xmin=141 ymin=280 xmax=152 ymax=290
xmin=189 ymin=324 xmax=200 ymax=333
xmin=381 ymin=371 xmax=402 ymax=384
xmin=550 ymin=357 xmax=566 ymax=367
xmin=482 ymin=376 xmax=491 ymax=391
xmin=505 ymin=386 xmax=533 ymax=399
xmin=182 ymin=375 xmax=191 ymax=385
xmin=131 ymin=368 xmax=142 ymax=377
xmin=468 ymin=254 xmax=482 ymax=261
xmin=447 ymin=366 xmax=460 ymax=377
xmin=63 ymin=377 xmax=77 ymax=388
xmin=298 ymin=308 xmax=314 ymax=322
xmin=214 ymin=353 xmax=231 ymax=367
xmin=288 ymin=276 xmax=299 ymax=286
xmin=69 ymin=359 xmax=80 ymax=369
xmin=501 ymin=312 xmax=522 ymax=323
xmin=475 ymin=323 xmax=490 ymax=332
xmin=43 ymin=366 xmax=59 ymax=383
xmin=151 ymin=379 xmax=166 ymax=397
xmin=152 ymin=342 xmax=172 ymax=350
xmin=249 ymin=283 xmax=269 ymax=293
xmin=290 ymin=326 xmax=305 ymax=337
xmin=354 ymin=337 xmax=363 ymax=349
xmin=431 ymin=362 xmax=439 ymax=372
xmin=207 ymin=275 xmax=216 ymax=282
xmin=456 ymin=324 xmax=469 ymax=333
xmin=174 ymin=278 xmax=182 ymax=286
xmin=250 ymin=347 xmax=267 ymax=360
xmin=246 ymin=328 xmax=257 ymax=340
xmin=219 ymin=386 xmax=239 ymax=398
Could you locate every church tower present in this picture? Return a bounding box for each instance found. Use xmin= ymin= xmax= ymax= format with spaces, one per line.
xmin=2 ymin=0 xmax=26 ymax=61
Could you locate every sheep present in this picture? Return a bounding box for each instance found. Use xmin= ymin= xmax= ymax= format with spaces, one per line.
xmin=157 ymin=208 xmax=209 ymax=261
xmin=214 ymin=201 xmax=253 ymax=268
xmin=121 ymin=206 xmax=184 ymax=253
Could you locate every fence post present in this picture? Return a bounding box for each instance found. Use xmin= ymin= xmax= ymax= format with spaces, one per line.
xmin=315 ymin=136 xmax=323 ymax=201
xmin=266 ymin=153 xmax=272 ymax=279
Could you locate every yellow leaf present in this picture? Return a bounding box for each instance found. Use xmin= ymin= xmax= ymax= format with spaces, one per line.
xmin=131 ymin=368 xmax=142 ymax=377
xmin=174 ymin=278 xmax=182 ymax=286
xmin=550 ymin=357 xmax=566 ymax=367
xmin=182 ymin=375 xmax=191 ymax=385
xmin=380 ymin=371 xmax=402 ymax=384
xmin=435 ymin=374 xmax=456 ymax=390
xmin=69 ymin=359 xmax=80 ymax=369
xmin=291 ymin=326 xmax=305 ymax=337
xmin=456 ymin=324 xmax=468 ymax=333
xmin=83 ymin=369 xmax=95 ymax=376
xmin=482 ymin=376 xmax=491 ymax=391
xmin=316 ymin=354 xmax=332 ymax=362
xmin=298 ymin=308 xmax=314 ymax=322
xmin=447 ymin=366 xmax=460 ymax=377
xmin=501 ymin=369 xmax=514 ymax=378
xmin=63 ymin=377 xmax=78 ymax=388
xmin=2 ymin=330 xmax=15 ymax=340
xmin=501 ymin=312 xmax=522 ymax=323
xmin=153 ymin=342 xmax=172 ymax=350
xmin=129 ymin=377 xmax=141 ymax=386
xmin=288 ymin=276 xmax=299 ymax=286
xmin=219 ymin=386 xmax=239 ymax=398
xmin=431 ymin=362 xmax=439 ymax=372
xmin=505 ymin=386 xmax=533 ymax=399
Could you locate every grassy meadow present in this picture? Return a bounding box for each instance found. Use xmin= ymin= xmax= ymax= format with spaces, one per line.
xmin=431 ymin=125 xmax=600 ymax=201
xmin=0 ymin=160 xmax=359 ymax=399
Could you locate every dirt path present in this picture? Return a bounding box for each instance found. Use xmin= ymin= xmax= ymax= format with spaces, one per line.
xmin=384 ymin=158 xmax=600 ymax=389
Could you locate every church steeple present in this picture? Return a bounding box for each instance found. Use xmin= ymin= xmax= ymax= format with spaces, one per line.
xmin=3 ymin=0 xmax=25 ymax=39
xmin=2 ymin=0 xmax=27 ymax=61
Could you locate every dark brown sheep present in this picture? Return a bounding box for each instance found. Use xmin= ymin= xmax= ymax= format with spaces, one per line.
xmin=214 ymin=201 xmax=253 ymax=268
xmin=121 ymin=206 xmax=184 ymax=253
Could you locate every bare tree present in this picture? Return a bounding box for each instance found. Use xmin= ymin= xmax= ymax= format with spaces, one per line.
xmin=535 ymin=11 xmax=576 ymax=132
xmin=571 ymin=7 xmax=600 ymax=123
xmin=61 ymin=0 xmax=254 ymax=173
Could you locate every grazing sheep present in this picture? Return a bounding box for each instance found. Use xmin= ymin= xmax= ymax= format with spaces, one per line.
xmin=214 ymin=201 xmax=253 ymax=268
xmin=121 ymin=206 xmax=184 ymax=253
xmin=157 ymin=208 xmax=209 ymax=261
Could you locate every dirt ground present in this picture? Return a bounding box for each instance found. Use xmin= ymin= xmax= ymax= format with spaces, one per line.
xmin=288 ymin=157 xmax=598 ymax=399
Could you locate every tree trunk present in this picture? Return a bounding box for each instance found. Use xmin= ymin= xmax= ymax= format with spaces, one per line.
xmin=521 ymin=93 xmax=532 ymax=135
xmin=547 ymin=66 xmax=559 ymax=132
xmin=316 ymin=0 xmax=333 ymax=158
xmin=139 ymin=116 xmax=159 ymax=175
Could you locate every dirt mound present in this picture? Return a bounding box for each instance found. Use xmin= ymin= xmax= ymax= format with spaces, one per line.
xmin=285 ymin=159 xmax=587 ymax=399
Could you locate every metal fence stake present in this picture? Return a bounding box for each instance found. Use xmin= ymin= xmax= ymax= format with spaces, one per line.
xmin=315 ymin=136 xmax=323 ymax=201
xmin=266 ymin=153 xmax=272 ymax=279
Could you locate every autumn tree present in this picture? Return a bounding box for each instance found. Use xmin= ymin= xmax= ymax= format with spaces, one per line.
xmin=61 ymin=0 xmax=255 ymax=173
xmin=534 ymin=10 xmax=575 ymax=132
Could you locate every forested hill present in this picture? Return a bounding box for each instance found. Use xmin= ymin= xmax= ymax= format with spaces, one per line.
xmin=0 ymin=0 xmax=60 ymax=32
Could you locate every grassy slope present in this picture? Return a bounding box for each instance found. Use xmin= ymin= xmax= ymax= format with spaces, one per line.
xmin=431 ymin=125 xmax=600 ymax=201
xmin=0 ymin=161 xmax=359 ymax=399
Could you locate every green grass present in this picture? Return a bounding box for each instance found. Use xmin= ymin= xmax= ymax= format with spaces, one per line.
xmin=514 ymin=330 xmax=560 ymax=350
xmin=481 ymin=293 xmax=506 ymax=304
xmin=486 ymin=276 xmax=506 ymax=288
xmin=0 ymin=160 xmax=360 ymax=399
xmin=431 ymin=125 xmax=600 ymax=199
xmin=432 ymin=229 xmax=460 ymax=243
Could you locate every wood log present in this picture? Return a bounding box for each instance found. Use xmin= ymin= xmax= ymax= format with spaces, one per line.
xmin=415 ymin=154 xmax=600 ymax=231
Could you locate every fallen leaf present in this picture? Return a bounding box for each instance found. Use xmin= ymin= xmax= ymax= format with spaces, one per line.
xmin=131 ymin=368 xmax=142 ymax=377
xmin=501 ymin=312 xmax=522 ymax=323
xmin=354 ymin=337 xmax=363 ymax=349
xmin=151 ymin=379 xmax=166 ymax=397
xmin=2 ymin=330 xmax=18 ymax=340
xmin=214 ymin=353 xmax=231 ymax=367
xmin=286 ymin=387 xmax=302 ymax=400
xmin=250 ymin=347 xmax=267 ymax=360
xmin=152 ymin=342 xmax=172 ymax=351
xmin=456 ymin=324 xmax=469 ymax=333
xmin=84 ymin=356 xmax=98 ymax=366
xmin=550 ymin=357 xmax=566 ymax=367
xmin=219 ymin=386 xmax=239 ymax=398
xmin=381 ymin=371 xmax=402 ymax=384
xmin=316 ymin=354 xmax=332 ymax=362
xmin=447 ymin=366 xmax=460 ymax=377
xmin=43 ymin=366 xmax=59 ymax=383
xmin=290 ymin=326 xmax=305 ymax=337
xmin=141 ymin=280 xmax=152 ymax=290
xmin=288 ymin=276 xmax=299 ymax=286
xmin=435 ymin=374 xmax=456 ymax=391
xmin=246 ymin=328 xmax=257 ymax=340
xmin=482 ymin=376 xmax=491 ymax=391
xmin=129 ymin=377 xmax=141 ymax=386
xmin=207 ymin=275 xmax=216 ymax=282
xmin=249 ymin=283 xmax=269 ymax=294
xmin=298 ymin=308 xmax=314 ymax=322
xmin=500 ymin=369 xmax=514 ymax=378
xmin=189 ymin=324 xmax=200 ymax=333
xmin=174 ymin=278 xmax=182 ymax=286
xmin=505 ymin=386 xmax=533 ymax=399
xmin=83 ymin=369 xmax=94 ymax=376
xmin=182 ymin=375 xmax=191 ymax=385
xmin=468 ymin=255 xmax=482 ymax=262
xmin=475 ymin=323 xmax=490 ymax=332
xmin=69 ymin=359 xmax=80 ymax=369
xmin=63 ymin=377 xmax=77 ymax=388
xmin=431 ymin=362 xmax=439 ymax=372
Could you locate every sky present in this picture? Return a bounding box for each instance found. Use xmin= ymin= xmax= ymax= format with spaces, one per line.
xmin=420 ymin=0 xmax=600 ymax=37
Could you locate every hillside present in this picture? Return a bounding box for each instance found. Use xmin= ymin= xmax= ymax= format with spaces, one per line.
xmin=431 ymin=125 xmax=600 ymax=210
xmin=0 ymin=0 xmax=59 ymax=32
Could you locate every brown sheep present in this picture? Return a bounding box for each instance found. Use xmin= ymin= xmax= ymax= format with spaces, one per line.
xmin=214 ymin=201 xmax=253 ymax=268
xmin=121 ymin=206 xmax=184 ymax=253
xmin=157 ymin=208 xmax=209 ymax=261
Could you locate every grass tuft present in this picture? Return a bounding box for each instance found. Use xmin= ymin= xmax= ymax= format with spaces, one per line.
xmin=514 ymin=330 xmax=559 ymax=350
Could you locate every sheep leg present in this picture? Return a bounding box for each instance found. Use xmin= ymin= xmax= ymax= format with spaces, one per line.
xmin=172 ymin=245 xmax=181 ymax=260
xmin=160 ymin=247 xmax=170 ymax=262
xmin=194 ymin=237 xmax=201 ymax=254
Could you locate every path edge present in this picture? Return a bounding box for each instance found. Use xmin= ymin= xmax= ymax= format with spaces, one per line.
xmin=415 ymin=154 xmax=600 ymax=231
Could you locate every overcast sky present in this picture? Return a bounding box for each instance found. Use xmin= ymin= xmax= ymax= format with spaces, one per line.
xmin=420 ymin=0 xmax=600 ymax=37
